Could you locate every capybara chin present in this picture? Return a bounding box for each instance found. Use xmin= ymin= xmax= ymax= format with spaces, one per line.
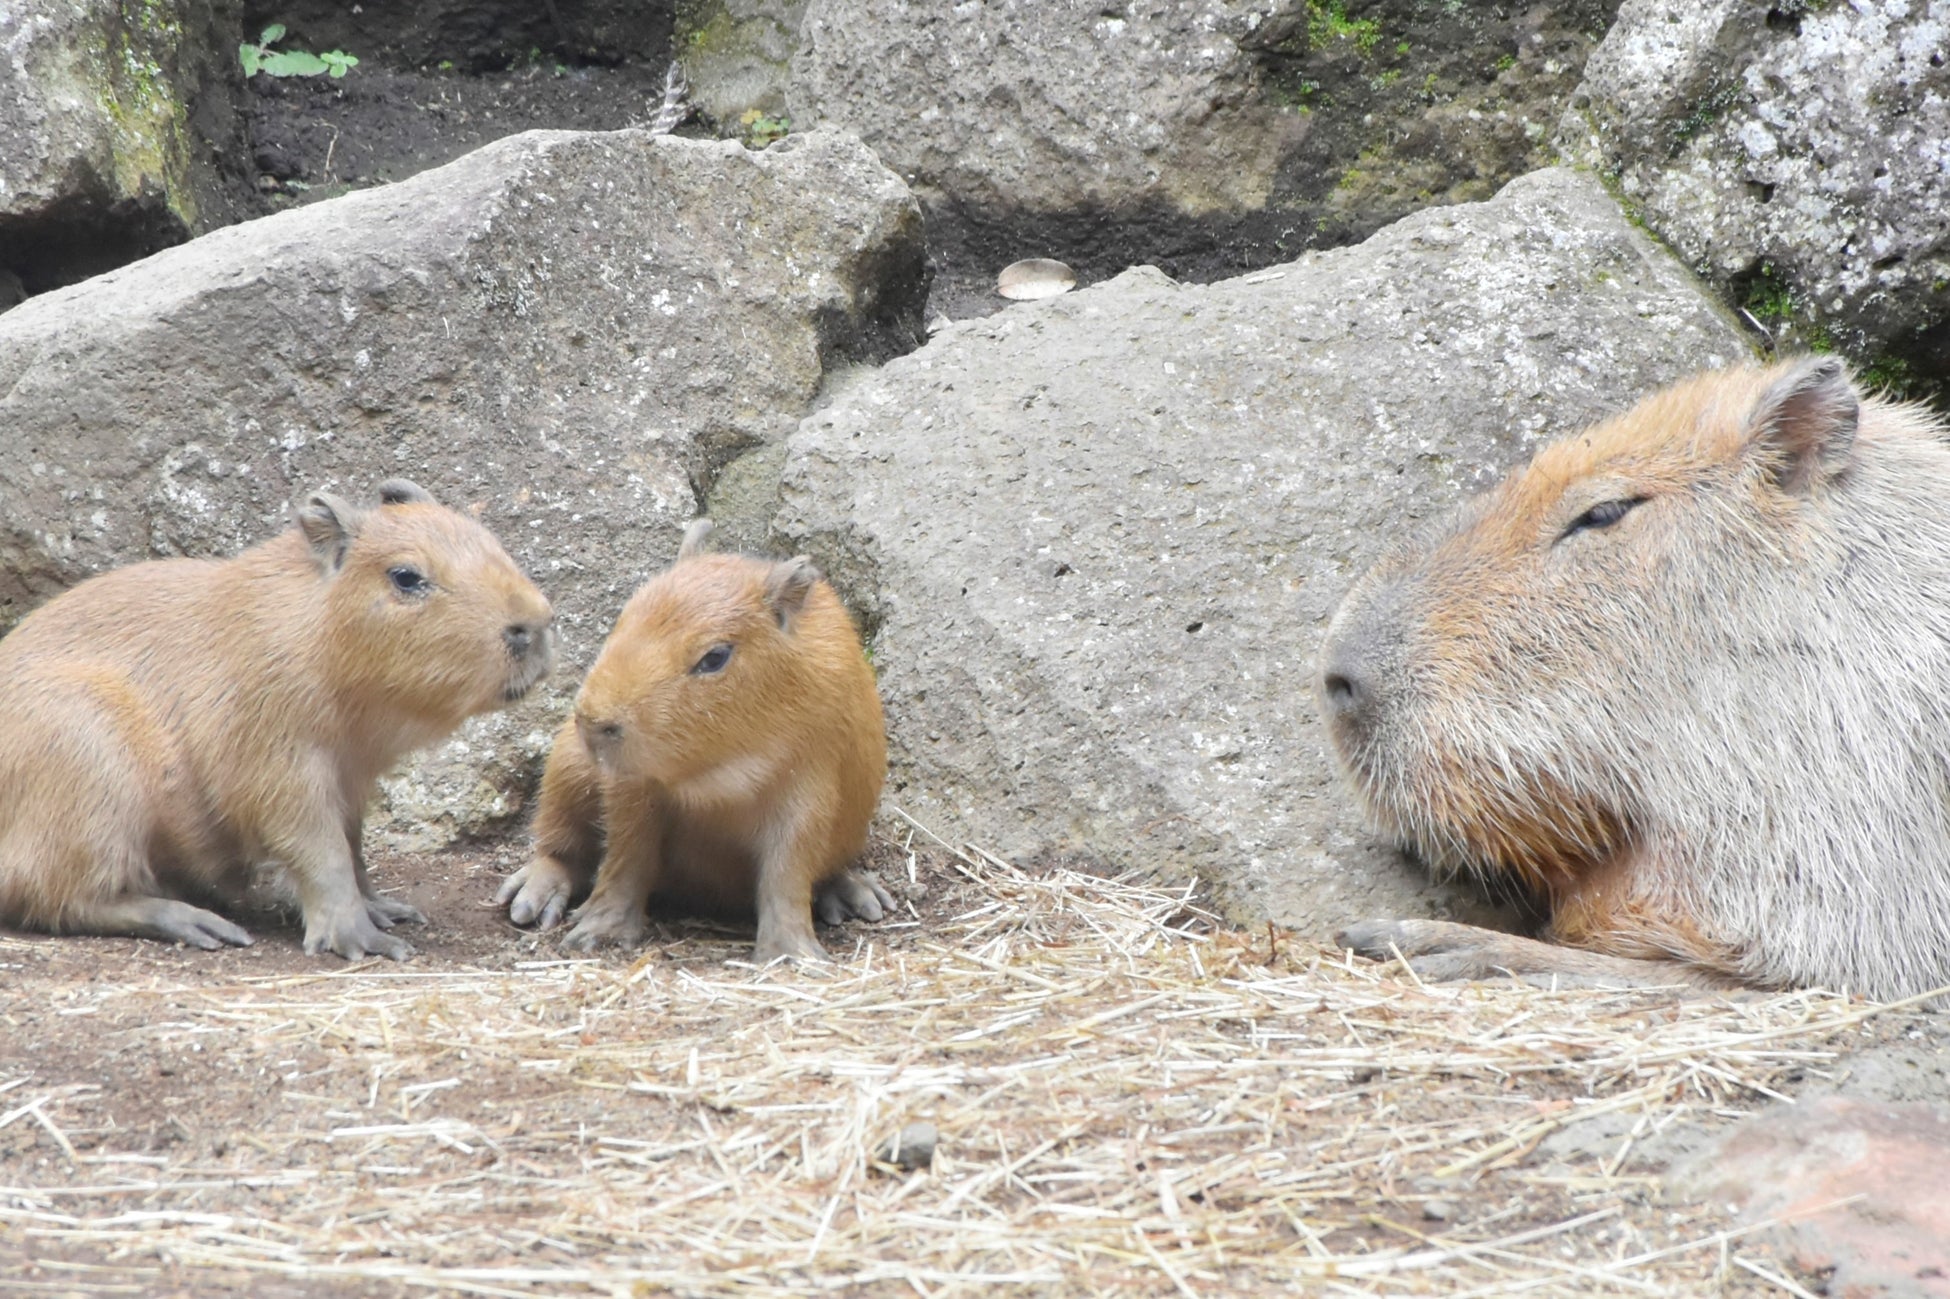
xmin=497 ymin=519 xmax=890 ymax=963
xmin=1319 ymin=357 xmax=1950 ymax=998
xmin=0 ymin=480 xmax=555 ymax=960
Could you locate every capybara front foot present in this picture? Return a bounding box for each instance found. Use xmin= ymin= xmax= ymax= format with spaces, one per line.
xmin=753 ymin=919 xmax=828 ymax=966
xmin=305 ymin=907 xmax=414 ymax=962
xmin=498 ymin=858 xmax=580 ymax=931
xmin=559 ymin=898 xmax=647 ymax=952
xmin=1337 ymin=918 xmax=1536 ymax=981
xmin=814 ymin=869 xmax=894 ymax=926
xmin=364 ymin=893 xmax=426 ymax=928
xmin=94 ymin=897 xmax=255 ymax=950
xmin=1337 ymin=918 xmax=1713 ymax=990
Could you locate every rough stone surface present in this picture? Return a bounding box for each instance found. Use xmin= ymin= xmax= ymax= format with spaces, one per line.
xmin=789 ymin=0 xmax=1619 ymax=315
xmin=774 ymin=166 xmax=1751 ymax=934
xmin=1672 ymin=1094 xmax=1950 ymax=1297
xmin=677 ymin=0 xmax=807 ymax=131
xmin=795 ymin=1 xmax=1301 ymax=224
xmin=1561 ymin=0 xmax=1950 ymax=379
xmin=0 ymin=0 xmax=250 ymax=298
xmin=0 ymin=126 xmax=926 ymax=848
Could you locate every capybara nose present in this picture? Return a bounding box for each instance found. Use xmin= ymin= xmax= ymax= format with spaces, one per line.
xmin=1321 ymin=666 xmax=1366 ymax=718
xmin=1319 ymin=649 xmax=1379 ymax=732
xmin=575 ymin=711 xmax=623 ymax=755
xmin=1320 ymin=580 xmax=1409 ymax=735
xmin=506 ymin=619 xmax=554 ymax=665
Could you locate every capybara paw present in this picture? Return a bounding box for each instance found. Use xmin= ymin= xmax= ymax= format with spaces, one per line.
xmin=142 ymin=900 xmax=255 ymax=950
xmin=1336 ymin=918 xmax=1445 ymax=961
xmin=814 ymin=869 xmax=895 ymax=926
xmin=304 ymin=910 xmax=416 ymax=962
xmin=365 ymin=894 xmax=427 ymax=928
xmin=498 ymin=860 xmax=576 ymax=931
xmin=559 ymin=904 xmax=646 ymax=952
xmin=753 ymin=926 xmax=829 ymax=965
xmin=1337 ymin=918 xmax=1520 ymax=982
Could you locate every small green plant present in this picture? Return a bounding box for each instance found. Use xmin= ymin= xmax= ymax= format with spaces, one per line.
xmin=739 ymin=108 xmax=789 ymax=147
xmin=1307 ymin=1 xmax=1383 ymax=55
xmin=239 ymin=24 xmax=358 ymax=78
xmin=1494 ymin=52 xmax=1516 ymax=72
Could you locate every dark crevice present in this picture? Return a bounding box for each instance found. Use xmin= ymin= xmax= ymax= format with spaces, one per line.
xmin=0 ymin=193 xmax=191 ymax=301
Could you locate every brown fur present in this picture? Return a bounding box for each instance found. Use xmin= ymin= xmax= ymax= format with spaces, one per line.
xmin=1320 ymin=358 xmax=1950 ymax=997
xmin=498 ymin=520 xmax=889 ymax=962
xmin=0 ymin=481 xmax=555 ymax=959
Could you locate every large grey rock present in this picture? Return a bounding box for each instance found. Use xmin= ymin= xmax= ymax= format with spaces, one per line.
xmin=1561 ymin=0 xmax=1950 ymax=375
xmin=775 ymin=166 xmax=1751 ymax=935
xmin=0 ymin=0 xmax=248 ymax=298
xmin=0 ymin=126 xmax=926 ymax=848
xmin=789 ymin=0 xmax=1620 ymax=313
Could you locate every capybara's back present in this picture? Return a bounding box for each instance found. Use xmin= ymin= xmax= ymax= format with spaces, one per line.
xmin=1319 ymin=357 xmax=1950 ymax=997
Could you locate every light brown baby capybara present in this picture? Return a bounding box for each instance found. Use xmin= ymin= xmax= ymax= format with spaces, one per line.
xmin=0 ymin=480 xmax=555 ymax=960
xmin=498 ymin=519 xmax=890 ymax=962
xmin=1320 ymin=357 xmax=1950 ymax=998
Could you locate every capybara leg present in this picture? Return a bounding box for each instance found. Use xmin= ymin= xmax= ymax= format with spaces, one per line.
xmin=346 ymin=814 xmax=426 ymax=929
xmin=284 ymin=811 xmax=413 ymax=962
xmin=813 ymin=869 xmax=894 ymax=927
xmin=1336 ymin=918 xmax=1733 ymax=990
xmin=78 ymin=896 xmax=255 ymax=950
xmin=560 ymin=808 xmax=661 ymax=952
xmin=507 ymin=717 xmax=603 ymax=931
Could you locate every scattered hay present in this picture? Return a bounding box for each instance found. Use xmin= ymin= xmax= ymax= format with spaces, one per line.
xmin=0 ymin=811 xmax=1926 ymax=1296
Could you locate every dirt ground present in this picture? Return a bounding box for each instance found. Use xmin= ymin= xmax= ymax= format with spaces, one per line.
xmin=244 ymin=62 xmax=672 ymax=210
xmin=0 ymin=819 xmax=1938 ymax=1296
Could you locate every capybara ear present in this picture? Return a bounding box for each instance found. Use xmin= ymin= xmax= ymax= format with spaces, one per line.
xmin=298 ymin=492 xmax=363 ymax=576
xmin=678 ymin=518 xmax=716 ymax=559
xmin=766 ymin=555 xmax=820 ymax=628
xmin=376 ymin=478 xmax=436 ymax=507
xmin=1746 ymin=355 xmax=1860 ymax=494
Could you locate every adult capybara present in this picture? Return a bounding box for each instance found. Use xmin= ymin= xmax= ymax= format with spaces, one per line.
xmin=0 ymin=480 xmax=555 ymax=960
xmin=1319 ymin=357 xmax=1950 ymax=998
xmin=498 ymin=519 xmax=890 ymax=962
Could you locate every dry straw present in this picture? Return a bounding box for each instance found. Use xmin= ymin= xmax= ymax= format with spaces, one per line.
xmin=0 ymin=809 xmax=1925 ymax=1296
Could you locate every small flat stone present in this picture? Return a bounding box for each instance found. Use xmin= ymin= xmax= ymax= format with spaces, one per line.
xmin=996 ymin=258 xmax=1076 ymax=300
xmin=879 ymin=1120 xmax=937 ymax=1171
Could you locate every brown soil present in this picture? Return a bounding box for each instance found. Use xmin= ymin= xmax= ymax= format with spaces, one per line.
xmin=0 ymin=829 xmax=965 ymax=1296
xmin=243 ymin=62 xmax=672 ymax=214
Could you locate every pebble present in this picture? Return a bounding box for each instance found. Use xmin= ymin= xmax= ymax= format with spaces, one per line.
xmin=879 ymin=1121 xmax=938 ymax=1171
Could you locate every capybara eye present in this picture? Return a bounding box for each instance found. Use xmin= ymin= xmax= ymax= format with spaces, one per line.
xmin=1558 ymin=496 xmax=1645 ymax=542
xmin=690 ymin=643 xmax=734 ymax=676
xmin=388 ymin=565 xmax=431 ymax=596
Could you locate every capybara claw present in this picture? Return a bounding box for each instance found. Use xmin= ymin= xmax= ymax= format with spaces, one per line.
xmin=814 ymin=869 xmax=893 ymax=926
